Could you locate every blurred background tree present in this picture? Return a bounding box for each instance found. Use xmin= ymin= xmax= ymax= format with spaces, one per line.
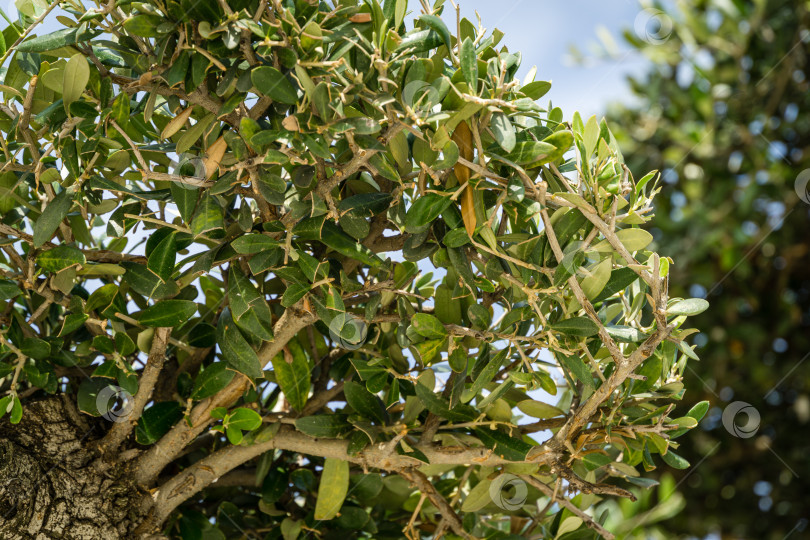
xmin=599 ymin=0 xmax=810 ymax=537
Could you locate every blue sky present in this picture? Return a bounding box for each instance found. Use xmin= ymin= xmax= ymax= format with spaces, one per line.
xmin=456 ymin=0 xmax=650 ymax=118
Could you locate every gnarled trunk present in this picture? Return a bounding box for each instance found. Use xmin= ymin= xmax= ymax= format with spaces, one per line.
xmin=0 ymin=398 xmax=144 ymax=539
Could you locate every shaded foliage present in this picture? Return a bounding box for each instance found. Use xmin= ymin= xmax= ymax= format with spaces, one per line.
xmin=604 ymin=0 xmax=810 ymax=537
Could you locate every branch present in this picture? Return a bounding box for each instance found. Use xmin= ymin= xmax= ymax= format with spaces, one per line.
xmin=133 ymin=307 xmax=317 ymax=487
xmin=98 ymin=327 xmax=171 ymax=453
xmin=141 ymin=426 xmax=550 ymax=530
xmin=520 ymin=475 xmax=616 ymax=540
xmin=400 ymin=469 xmax=478 ymax=540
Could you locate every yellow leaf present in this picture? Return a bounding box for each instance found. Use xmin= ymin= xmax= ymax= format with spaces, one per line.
xmin=452 ymin=121 xmax=476 ymax=236
xmin=203 ymin=136 xmax=228 ymax=179
xmin=161 ymin=106 xmax=194 ymax=140
xmin=314 ymin=458 xmax=349 ymax=520
xmin=461 ymin=184 xmax=476 ymax=237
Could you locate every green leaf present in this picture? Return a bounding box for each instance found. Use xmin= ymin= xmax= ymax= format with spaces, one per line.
xmin=412 ymin=338 xmax=444 ymax=365
xmin=414 ymin=382 xmax=476 ymax=422
xmin=135 ymin=402 xmax=183 ymax=445
xmin=138 ymin=300 xmax=197 ymax=327
xmin=553 ymin=316 xmax=599 ymax=337
xmin=294 ymin=217 xmax=384 ymax=268
xmin=16 ymin=28 xmax=84 ymax=53
xmin=580 ymin=257 xmax=612 ymax=300
xmin=583 ymin=115 xmax=599 ymax=157
xmin=76 ymin=378 xmax=110 ymax=416
xmin=417 ymin=14 xmax=452 ymax=52
xmin=0 ymin=279 xmax=22 ymax=300
xmin=217 ymin=310 xmax=263 ymax=379
xmin=605 ymin=325 xmax=647 ymax=343
xmin=170 ymin=183 xmax=198 ymax=223
xmin=228 ymin=266 xmax=274 ymax=341
xmin=231 ymin=234 xmax=279 ymax=254
xmin=473 ymin=428 xmax=533 ymax=461
xmin=147 ymin=231 xmax=176 ymax=282
xmin=270 ymin=344 xmax=310 ymax=412
xmin=668 ymin=298 xmax=709 ymax=316
xmin=121 ymin=262 xmax=179 ymax=299
xmin=0 ymin=396 xmax=12 ymax=421
xmin=520 ymin=80 xmax=551 ymax=100
xmin=461 ymin=478 xmax=493 ymax=512
xmin=410 ymin=313 xmax=447 ymax=340
xmin=338 ymin=193 xmax=393 ymax=217
xmin=191 ymin=363 xmax=235 ymax=400
xmin=251 ymin=66 xmax=298 ymax=104
xmin=344 ymin=381 xmax=387 ymax=425
xmin=491 ymin=112 xmax=516 ymax=152
xmin=63 ymin=54 xmax=90 ymax=111
xmin=616 ymin=228 xmax=653 ymax=252
xmin=592 ymin=268 xmax=638 ymax=303
xmin=558 ymin=354 xmax=593 ymax=389
xmin=57 ymin=312 xmax=88 ymax=336
xmin=314 ymin=458 xmax=349 ymax=520
xmin=462 ymin=348 xmax=508 ymax=403
xmin=460 ymin=37 xmax=478 ymax=92
xmin=36 ymin=245 xmax=86 ymax=272
xmin=176 ymin=113 xmax=216 ymax=154
xmin=191 ymin=195 xmax=224 ymax=237
xmin=660 ymin=449 xmax=690 ymax=469
xmin=516 ymin=400 xmax=564 ymax=419
xmin=86 ymin=283 xmax=118 ymax=312
xmin=112 ymin=93 xmax=130 ymax=127
xmin=295 ymin=414 xmax=352 ymax=438
xmin=504 ymin=131 xmax=573 ymax=166
xmin=281 ymin=283 xmax=310 ymax=307
xmin=687 ymin=400 xmax=710 ymax=422
xmin=405 ymin=193 xmax=452 ymax=233
xmin=227 ymin=407 xmax=262 ymax=431
xmin=9 ymin=395 xmax=22 ymax=424
xmin=33 ymin=189 xmax=73 ymax=247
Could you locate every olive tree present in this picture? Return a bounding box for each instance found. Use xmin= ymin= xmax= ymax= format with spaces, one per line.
xmin=0 ymin=0 xmax=707 ymax=538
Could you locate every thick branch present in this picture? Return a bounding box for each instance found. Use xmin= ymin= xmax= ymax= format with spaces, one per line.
xmin=132 ymin=307 xmax=316 ymax=487
xmin=142 ymin=426 xmax=551 ymax=529
xmin=99 ymin=327 xmax=171 ymax=453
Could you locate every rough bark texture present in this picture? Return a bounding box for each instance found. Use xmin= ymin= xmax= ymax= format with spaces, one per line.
xmin=0 ymin=398 xmax=141 ymax=539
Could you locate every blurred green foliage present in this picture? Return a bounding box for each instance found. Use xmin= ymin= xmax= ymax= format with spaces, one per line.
xmin=603 ymin=0 xmax=810 ymax=537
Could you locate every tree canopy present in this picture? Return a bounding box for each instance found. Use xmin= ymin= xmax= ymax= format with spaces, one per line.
xmin=0 ymin=0 xmax=707 ymax=538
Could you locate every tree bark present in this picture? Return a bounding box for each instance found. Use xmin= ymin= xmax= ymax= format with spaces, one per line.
xmin=0 ymin=398 xmax=144 ymax=539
